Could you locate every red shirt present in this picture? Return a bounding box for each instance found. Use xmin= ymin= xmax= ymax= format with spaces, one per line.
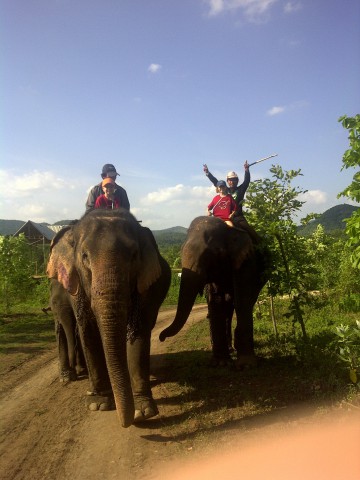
xmin=208 ymin=194 xmax=237 ymax=221
xmin=94 ymin=195 xmax=121 ymax=210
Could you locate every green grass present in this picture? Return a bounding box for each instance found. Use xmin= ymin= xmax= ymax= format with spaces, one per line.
xmin=153 ymin=296 xmax=359 ymax=441
xmin=0 ymin=309 xmax=55 ymax=375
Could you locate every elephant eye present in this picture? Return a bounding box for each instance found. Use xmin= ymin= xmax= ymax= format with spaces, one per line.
xmin=82 ymin=252 xmax=90 ymax=268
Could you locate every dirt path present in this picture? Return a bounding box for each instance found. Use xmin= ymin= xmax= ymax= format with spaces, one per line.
xmin=1 ymin=305 xmax=359 ymax=480
xmin=0 ymin=305 xmax=208 ymax=480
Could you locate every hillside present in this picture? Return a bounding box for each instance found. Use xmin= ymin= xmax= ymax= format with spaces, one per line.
xmin=0 ymin=219 xmax=188 ymax=243
xmin=0 ymin=220 xmax=26 ymax=236
xmin=152 ymin=226 xmax=187 ymax=246
xmin=298 ymin=204 xmax=358 ymax=236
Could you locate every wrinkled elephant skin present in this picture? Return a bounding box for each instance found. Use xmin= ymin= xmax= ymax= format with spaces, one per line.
xmin=47 ymin=209 xmax=171 ymax=427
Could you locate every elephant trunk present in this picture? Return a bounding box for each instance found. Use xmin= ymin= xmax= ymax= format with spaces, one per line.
xmin=159 ymin=268 xmax=203 ymax=341
xmin=98 ymin=307 xmax=135 ymax=428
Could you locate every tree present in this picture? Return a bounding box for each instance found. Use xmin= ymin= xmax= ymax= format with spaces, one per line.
xmin=245 ymin=165 xmax=315 ymax=339
xmin=338 ymin=114 xmax=360 ymax=269
xmin=0 ymin=235 xmax=34 ymax=312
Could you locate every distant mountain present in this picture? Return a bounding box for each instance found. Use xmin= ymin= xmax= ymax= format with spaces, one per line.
xmin=152 ymin=226 xmax=187 ymax=246
xmin=298 ymin=204 xmax=358 ymax=236
xmin=0 ymin=219 xmax=26 ymax=236
xmin=0 ymin=219 xmax=188 ymax=244
xmin=2 ymin=204 xmax=355 ymax=240
xmin=53 ymin=220 xmax=75 ymax=226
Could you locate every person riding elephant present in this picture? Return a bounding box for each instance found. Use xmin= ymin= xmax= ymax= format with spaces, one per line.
xmin=47 ymin=208 xmax=171 ymax=428
xmin=159 ymin=216 xmax=268 ymax=368
xmin=49 ymin=278 xmax=87 ymax=382
xmin=203 ymin=161 xmax=260 ymax=242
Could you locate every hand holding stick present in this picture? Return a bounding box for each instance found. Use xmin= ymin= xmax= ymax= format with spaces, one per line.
xmin=248 ymin=153 xmax=278 ymax=167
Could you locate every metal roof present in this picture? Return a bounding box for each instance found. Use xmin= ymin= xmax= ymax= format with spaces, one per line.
xmin=13 ymin=221 xmax=56 ymax=243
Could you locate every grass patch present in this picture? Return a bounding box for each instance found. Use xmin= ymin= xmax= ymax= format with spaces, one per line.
xmin=0 ymin=309 xmax=55 ymax=375
xmin=154 ymin=299 xmax=359 ymax=444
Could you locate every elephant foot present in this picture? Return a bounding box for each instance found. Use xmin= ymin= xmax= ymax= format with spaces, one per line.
xmin=76 ymin=366 xmax=88 ymax=378
xmin=133 ymin=400 xmax=159 ymax=423
xmin=208 ymin=356 xmax=234 ymax=368
xmin=85 ymin=391 xmax=115 ymax=411
xmin=59 ymin=370 xmax=77 ymax=383
xmin=235 ymin=354 xmax=258 ymax=370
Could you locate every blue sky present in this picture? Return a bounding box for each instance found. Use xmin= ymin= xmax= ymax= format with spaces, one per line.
xmin=1 ymin=0 xmax=359 ymax=229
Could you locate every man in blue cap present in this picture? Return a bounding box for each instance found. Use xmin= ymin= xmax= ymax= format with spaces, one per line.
xmin=85 ymin=164 xmax=130 ymax=213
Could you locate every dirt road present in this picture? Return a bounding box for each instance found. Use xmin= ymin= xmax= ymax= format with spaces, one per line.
xmin=1 ymin=304 xmax=359 ymax=480
xmin=0 ymin=305 xmax=208 ymax=480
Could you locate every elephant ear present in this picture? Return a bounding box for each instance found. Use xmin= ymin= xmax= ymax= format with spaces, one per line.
xmin=137 ymin=227 xmax=162 ymax=294
xmin=47 ymin=228 xmax=80 ymax=296
xmin=227 ymin=227 xmax=254 ymax=270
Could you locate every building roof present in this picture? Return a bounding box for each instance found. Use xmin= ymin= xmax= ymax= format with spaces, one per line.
xmin=13 ymin=220 xmax=56 ymax=243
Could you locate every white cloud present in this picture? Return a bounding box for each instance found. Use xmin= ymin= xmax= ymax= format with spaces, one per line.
xmin=300 ymin=190 xmax=327 ymax=205
xmin=0 ymin=169 xmax=86 ymax=223
xmin=284 ymin=1 xmax=302 ymax=14
xmin=148 ymin=63 xmax=162 ymax=74
xmin=207 ymin=0 xmax=224 ymax=15
xmin=205 ymin=0 xmax=278 ymax=22
xmin=136 ymin=184 xmax=215 ymax=229
xmin=267 ymin=105 xmax=286 ymax=116
xmin=0 ymin=170 xmax=69 ymax=199
xmin=141 ymin=184 xmax=213 ymax=205
xmin=266 ymin=100 xmax=309 ymax=116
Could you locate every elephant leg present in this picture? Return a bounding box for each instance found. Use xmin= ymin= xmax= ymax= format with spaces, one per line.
xmin=208 ymin=287 xmax=232 ymax=366
xmin=233 ymin=261 xmax=262 ymax=367
xmin=233 ymin=301 xmax=255 ymax=358
xmin=127 ymin=325 xmax=158 ymax=422
xmin=80 ymin=326 xmax=115 ymax=411
xmin=224 ymin=298 xmax=234 ymax=352
xmin=55 ymin=320 xmax=77 ymax=382
xmin=74 ymin=330 xmax=88 ymax=377
xmin=53 ymin=302 xmax=79 ymax=383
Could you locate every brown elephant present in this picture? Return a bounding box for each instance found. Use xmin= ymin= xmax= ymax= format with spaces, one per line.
xmin=47 ymin=208 xmax=171 ymax=428
xmin=159 ymin=216 xmax=268 ymax=368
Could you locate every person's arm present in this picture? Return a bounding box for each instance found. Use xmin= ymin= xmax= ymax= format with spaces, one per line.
xmin=115 ymin=186 xmax=130 ymax=210
xmin=203 ymin=164 xmax=218 ymax=188
xmin=85 ymin=185 xmax=100 ymax=213
xmin=235 ymin=163 xmax=251 ymax=201
xmin=229 ymin=197 xmax=238 ymax=218
xmin=241 ymin=161 xmax=250 ymax=192
xmin=207 ymin=197 xmax=216 ymax=215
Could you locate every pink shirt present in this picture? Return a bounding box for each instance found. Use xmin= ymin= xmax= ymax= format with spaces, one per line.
xmin=94 ymin=195 xmax=121 ymax=210
xmin=208 ymin=194 xmax=237 ymax=221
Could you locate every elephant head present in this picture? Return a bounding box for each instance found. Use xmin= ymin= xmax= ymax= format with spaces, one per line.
xmin=47 ymin=209 xmax=166 ymax=427
xmin=159 ymin=216 xmax=254 ymax=342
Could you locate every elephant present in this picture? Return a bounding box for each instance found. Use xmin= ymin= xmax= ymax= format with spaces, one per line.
xmin=49 ymin=278 xmax=87 ymax=382
xmin=46 ymin=208 xmax=171 ymax=428
xmin=159 ymin=216 xmax=268 ymax=368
